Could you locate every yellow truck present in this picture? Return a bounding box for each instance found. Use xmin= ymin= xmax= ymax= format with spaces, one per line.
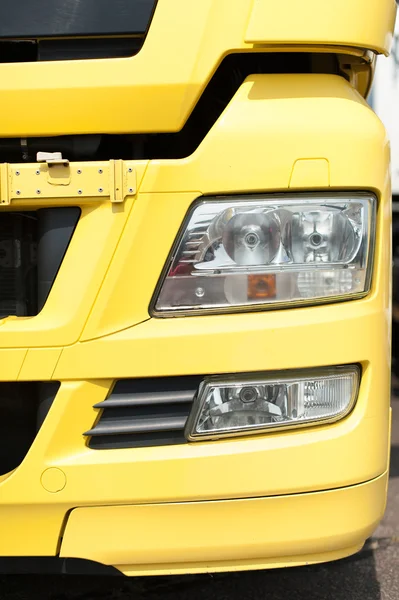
xmin=0 ymin=0 xmax=396 ymax=576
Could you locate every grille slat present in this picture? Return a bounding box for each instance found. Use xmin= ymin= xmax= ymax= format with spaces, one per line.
xmin=86 ymin=377 xmax=202 ymax=450
xmin=85 ymin=415 xmax=188 ymax=437
xmin=93 ymin=389 xmax=197 ymax=409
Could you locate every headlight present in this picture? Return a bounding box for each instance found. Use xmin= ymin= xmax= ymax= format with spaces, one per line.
xmin=185 ymin=366 xmax=360 ymax=441
xmin=153 ymin=194 xmax=375 ymax=315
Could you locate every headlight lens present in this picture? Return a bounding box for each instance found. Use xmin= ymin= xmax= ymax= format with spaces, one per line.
xmin=154 ymin=194 xmax=375 ymax=314
xmin=186 ymin=366 xmax=360 ymax=441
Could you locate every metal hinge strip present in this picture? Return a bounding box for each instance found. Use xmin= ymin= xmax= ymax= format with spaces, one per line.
xmin=0 ymin=160 xmax=136 ymax=205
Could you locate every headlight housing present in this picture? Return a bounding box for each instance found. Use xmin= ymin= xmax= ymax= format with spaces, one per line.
xmin=153 ymin=194 xmax=376 ymax=315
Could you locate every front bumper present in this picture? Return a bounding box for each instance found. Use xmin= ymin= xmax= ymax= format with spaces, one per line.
xmin=60 ymin=473 xmax=388 ymax=576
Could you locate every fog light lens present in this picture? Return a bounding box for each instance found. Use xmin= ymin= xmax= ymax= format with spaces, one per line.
xmin=186 ymin=366 xmax=359 ymax=440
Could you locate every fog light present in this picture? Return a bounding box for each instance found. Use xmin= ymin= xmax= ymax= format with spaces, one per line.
xmin=186 ymin=366 xmax=359 ymax=441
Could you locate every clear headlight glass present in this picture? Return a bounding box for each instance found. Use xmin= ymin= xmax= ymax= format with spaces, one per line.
xmin=186 ymin=366 xmax=360 ymax=441
xmin=154 ymin=194 xmax=375 ymax=314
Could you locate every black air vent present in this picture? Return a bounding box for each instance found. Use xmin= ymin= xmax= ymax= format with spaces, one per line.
xmin=85 ymin=377 xmax=202 ymax=449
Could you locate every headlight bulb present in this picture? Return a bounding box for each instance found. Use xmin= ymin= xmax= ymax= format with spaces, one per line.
xmin=222 ymin=210 xmax=280 ymax=265
xmin=290 ymin=209 xmax=358 ymax=263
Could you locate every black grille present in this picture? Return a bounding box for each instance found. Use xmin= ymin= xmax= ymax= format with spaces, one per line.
xmin=85 ymin=377 xmax=202 ymax=450
xmin=0 ymin=382 xmax=59 ymax=476
xmin=0 ymin=208 xmax=80 ymax=319
xmin=0 ymin=213 xmax=37 ymax=317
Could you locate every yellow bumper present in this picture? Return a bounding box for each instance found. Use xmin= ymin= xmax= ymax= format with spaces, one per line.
xmin=60 ymin=473 xmax=388 ymax=576
xmin=0 ymin=74 xmax=391 ymax=572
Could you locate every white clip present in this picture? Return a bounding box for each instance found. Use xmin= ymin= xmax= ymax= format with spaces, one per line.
xmin=36 ymin=151 xmax=69 ymax=166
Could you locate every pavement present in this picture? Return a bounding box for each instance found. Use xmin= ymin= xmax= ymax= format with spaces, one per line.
xmin=1 ymin=399 xmax=399 ymax=599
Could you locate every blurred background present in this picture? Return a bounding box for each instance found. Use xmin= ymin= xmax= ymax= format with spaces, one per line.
xmin=371 ymin=19 xmax=399 ymax=383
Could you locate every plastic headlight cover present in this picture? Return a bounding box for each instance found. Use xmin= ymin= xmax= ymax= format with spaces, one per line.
xmin=154 ymin=194 xmax=375 ymax=314
xmin=186 ymin=366 xmax=360 ymax=440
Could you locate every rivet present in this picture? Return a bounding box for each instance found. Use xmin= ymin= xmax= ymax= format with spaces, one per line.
xmin=128 ymin=168 xmax=133 ymax=173
xmin=35 ymin=170 xmax=40 ymax=175
xmin=77 ymin=169 xmax=82 ymax=175
xmin=16 ymin=190 xmax=21 ymax=195
xmin=78 ymin=189 xmax=82 ymax=195
xmin=128 ymin=188 xmax=134 ymax=193
xmin=15 ymin=170 xmax=20 ymax=176
xmin=98 ymin=169 xmax=103 ymax=174
xmin=36 ymin=189 xmax=41 ymax=194
xmin=98 ymin=188 xmax=103 ymax=193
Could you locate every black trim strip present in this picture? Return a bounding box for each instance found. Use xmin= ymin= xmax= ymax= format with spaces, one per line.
xmin=0 ymin=556 xmax=120 ymax=576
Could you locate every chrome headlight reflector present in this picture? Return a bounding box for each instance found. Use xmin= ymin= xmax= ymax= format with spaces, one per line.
xmin=154 ymin=194 xmax=375 ymax=314
xmin=186 ymin=366 xmax=360 ymax=441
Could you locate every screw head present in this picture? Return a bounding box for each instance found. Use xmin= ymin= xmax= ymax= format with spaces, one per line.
xmin=128 ymin=188 xmax=134 ymax=193
xmin=35 ymin=169 xmax=40 ymax=175
xmin=77 ymin=169 xmax=82 ymax=175
xmin=36 ymin=189 xmax=41 ymax=194
xmin=77 ymin=189 xmax=82 ymax=195
xmin=16 ymin=190 xmax=21 ymax=195
xmin=15 ymin=170 xmax=20 ymax=176
xmin=98 ymin=169 xmax=103 ymax=174
xmin=98 ymin=188 xmax=103 ymax=193
xmin=128 ymin=168 xmax=133 ymax=173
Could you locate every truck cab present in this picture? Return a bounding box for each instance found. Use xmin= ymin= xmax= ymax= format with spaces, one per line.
xmin=0 ymin=0 xmax=396 ymax=576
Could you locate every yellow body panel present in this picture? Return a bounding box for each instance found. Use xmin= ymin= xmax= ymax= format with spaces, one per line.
xmin=0 ymin=0 xmax=395 ymax=574
xmin=0 ymin=0 xmax=394 ymax=137
xmin=246 ymin=0 xmax=396 ymax=53
xmin=82 ymin=74 xmax=388 ymax=339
